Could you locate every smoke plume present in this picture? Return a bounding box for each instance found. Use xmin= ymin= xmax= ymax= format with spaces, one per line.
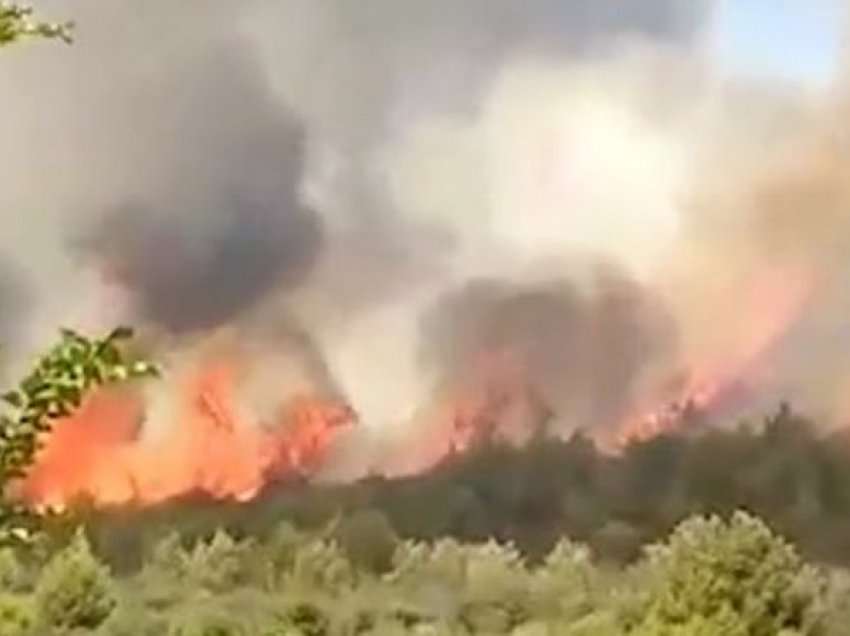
xmin=0 ymin=0 xmax=848 ymax=504
xmin=419 ymin=270 xmax=677 ymax=435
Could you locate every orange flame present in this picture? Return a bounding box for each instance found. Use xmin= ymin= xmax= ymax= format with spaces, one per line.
xmin=381 ymin=349 xmax=552 ymax=476
xmin=610 ymin=264 xmax=814 ymax=449
xmin=17 ymin=259 xmax=816 ymax=508
xmin=19 ymin=357 xmax=354 ymax=510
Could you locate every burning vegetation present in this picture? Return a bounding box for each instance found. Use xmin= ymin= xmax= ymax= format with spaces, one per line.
xmin=4 ymin=1 xmax=850 ymax=634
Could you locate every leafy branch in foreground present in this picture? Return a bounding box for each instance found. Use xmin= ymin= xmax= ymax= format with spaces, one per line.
xmin=0 ymin=2 xmax=72 ymax=46
xmin=0 ymin=327 xmax=158 ymax=546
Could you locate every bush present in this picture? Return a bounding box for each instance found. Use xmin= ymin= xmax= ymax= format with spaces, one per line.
xmin=98 ymin=599 xmax=170 ymax=636
xmin=166 ymin=611 xmax=252 ymax=636
xmin=146 ymin=531 xmax=191 ymax=582
xmin=630 ymin=512 xmax=826 ymax=636
xmin=387 ymin=538 xmax=531 ymax=632
xmin=286 ymin=539 xmax=357 ymax=595
xmin=334 ymin=509 xmax=399 ymax=574
xmin=459 ymin=541 xmax=530 ymax=633
xmin=530 ymin=538 xmax=597 ymax=622
xmin=0 ymin=550 xmax=25 ymax=593
xmin=0 ymin=595 xmax=34 ymax=636
xmin=270 ymin=601 xmax=330 ymax=636
xmin=263 ymin=521 xmax=307 ymax=588
xmin=33 ymin=529 xmax=116 ymax=631
xmin=185 ymin=530 xmax=253 ymax=593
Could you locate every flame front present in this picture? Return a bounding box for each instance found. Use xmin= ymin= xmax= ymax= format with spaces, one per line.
xmin=17 ymin=260 xmax=817 ymax=509
xmin=611 ymin=263 xmax=814 ymax=447
xmin=19 ymin=356 xmax=354 ymax=510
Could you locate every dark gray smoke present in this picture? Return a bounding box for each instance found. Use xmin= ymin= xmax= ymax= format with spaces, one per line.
xmin=8 ymin=0 xmax=802 ymax=449
xmin=0 ymin=0 xmax=714 ymax=332
xmin=419 ymin=267 xmax=678 ymax=433
xmin=0 ymin=2 xmax=328 ymax=337
xmin=66 ymin=16 xmax=322 ymax=332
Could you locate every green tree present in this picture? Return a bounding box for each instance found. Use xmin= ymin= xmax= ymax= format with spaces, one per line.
xmin=34 ymin=528 xmax=117 ymax=631
xmin=629 ymin=511 xmax=826 ymax=636
xmin=0 ymin=2 xmax=71 ymax=46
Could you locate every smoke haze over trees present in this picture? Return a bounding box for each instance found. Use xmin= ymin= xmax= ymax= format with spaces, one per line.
xmin=0 ymin=0 xmax=847 ymax=460
xmin=5 ymin=2 xmax=850 ymax=634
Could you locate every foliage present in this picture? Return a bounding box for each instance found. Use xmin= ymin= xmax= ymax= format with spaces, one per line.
xmin=0 ymin=2 xmax=71 ymax=46
xmin=286 ymin=538 xmax=356 ymax=595
xmin=73 ymin=403 xmax=850 ymax=585
xmin=334 ymin=509 xmax=399 ymax=574
xmin=34 ymin=529 xmax=116 ymax=631
xmin=0 ymin=594 xmax=33 ymax=636
xmin=0 ymin=510 xmax=839 ymax=633
xmin=0 ymin=327 xmax=158 ymax=548
xmin=0 ymin=327 xmax=158 ymax=484
xmin=628 ymin=512 xmax=826 ymax=636
xmin=0 ymin=549 xmax=24 ymax=593
xmin=182 ymin=530 xmax=255 ymax=594
xmin=529 ymin=538 xmax=597 ymax=622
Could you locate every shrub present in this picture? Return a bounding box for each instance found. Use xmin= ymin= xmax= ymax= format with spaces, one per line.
xmin=286 ymin=539 xmax=356 ymax=595
xmin=459 ymin=541 xmax=530 ymax=632
xmin=531 ymin=538 xmax=597 ymax=622
xmin=630 ymin=511 xmax=826 ymax=636
xmin=388 ymin=538 xmax=531 ymax=632
xmin=0 ymin=594 xmax=34 ymax=636
xmin=270 ymin=601 xmax=330 ymax=636
xmin=33 ymin=528 xmax=116 ymax=631
xmin=185 ymin=530 xmax=253 ymax=594
xmin=167 ymin=613 xmax=251 ymax=636
xmin=334 ymin=509 xmax=399 ymax=574
xmin=263 ymin=521 xmax=307 ymax=588
xmin=147 ymin=531 xmax=191 ymax=581
xmin=0 ymin=550 xmax=24 ymax=593
xmin=98 ymin=599 xmax=170 ymax=636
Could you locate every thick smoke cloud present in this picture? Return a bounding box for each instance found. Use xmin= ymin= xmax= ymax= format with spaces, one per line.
xmin=7 ymin=0 xmax=849 ymax=468
xmin=0 ymin=0 xmax=710 ymax=404
xmin=38 ymin=3 xmax=322 ymax=333
xmin=247 ymin=0 xmax=712 ymax=140
xmin=420 ymin=269 xmax=677 ymax=433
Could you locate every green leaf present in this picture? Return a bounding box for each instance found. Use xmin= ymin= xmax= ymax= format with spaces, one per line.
xmin=98 ymin=343 xmax=121 ymax=366
xmin=59 ymin=328 xmax=83 ymax=343
xmin=106 ymin=326 xmax=134 ymax=341
xmin=1 ymin=391 xmax=22 ymax=408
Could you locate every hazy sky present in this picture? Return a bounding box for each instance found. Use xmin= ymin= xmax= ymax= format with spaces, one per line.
xmin=713 ymin=0 xmax=846 ymax=86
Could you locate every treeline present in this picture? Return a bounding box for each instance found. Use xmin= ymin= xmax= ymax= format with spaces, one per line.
xmin=3 ymin=510 xmax=850 ymax=634
xmin=72 ymin=404 xmax=850 ymax=571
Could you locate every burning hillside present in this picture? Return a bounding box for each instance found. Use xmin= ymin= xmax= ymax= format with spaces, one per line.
xmin=19 ymin=347 xmax=354 ymax=510
xmin=0 ymin=1 xmax=849 ymax=511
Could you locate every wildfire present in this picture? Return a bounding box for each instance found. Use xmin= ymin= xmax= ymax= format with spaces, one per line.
xmin=609 ymin=263 xmax=814 ymax=449
xmin=16 ymin=258 xmax=817 ymax=510
xmin=379 ymin=350 xmax=555 ymax=477
xmin=19 ymin=356 xmax=354 ymax=510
